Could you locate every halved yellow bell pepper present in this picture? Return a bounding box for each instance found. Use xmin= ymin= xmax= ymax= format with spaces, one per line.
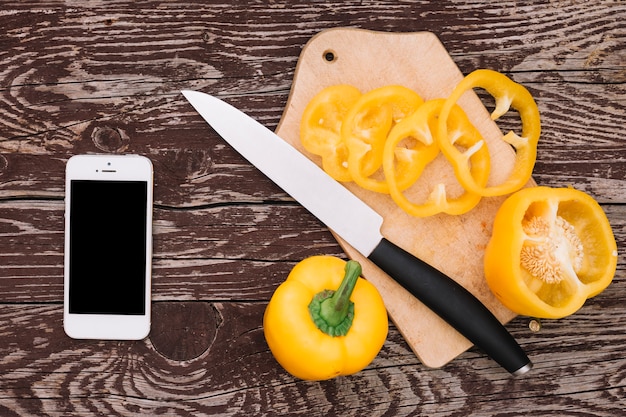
xmin=341 ymin=85 xmax=423 ymax=192
xmin=383 ymin=99 xmax=489 ymax=216
xmin=263 ymin=256 xmax=388 ymax=380
xmin=438 ymin=69 xmax=541 ymax=197
xmin=484 ymin=186 xmax=618 ymax=319
xmin=300 ymin=85 xmax=362 ymax=182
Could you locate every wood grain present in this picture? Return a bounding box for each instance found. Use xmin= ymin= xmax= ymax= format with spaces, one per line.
xmin=1 ymin=0 xmax=625 ymax=415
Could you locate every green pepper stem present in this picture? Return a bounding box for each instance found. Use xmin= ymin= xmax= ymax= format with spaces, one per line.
xmin=308 ymin=260 xmax=361 ymax=337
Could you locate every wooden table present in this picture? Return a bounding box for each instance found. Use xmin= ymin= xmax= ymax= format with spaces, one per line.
xmin=1 ymin=1 xmax=624 ymax=415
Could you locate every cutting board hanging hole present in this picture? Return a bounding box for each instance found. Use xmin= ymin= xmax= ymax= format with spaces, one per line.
xmin=323 ymin=49 xmax=337 ymax=63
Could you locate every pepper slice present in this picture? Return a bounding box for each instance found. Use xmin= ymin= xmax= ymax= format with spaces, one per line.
xmin=438 ymin=69 xmax=541 ymax=197
xmin=263 ymin=256 xmax=388 ymax=380
xmin=383 ymin=99 xmax=489 ymax=216
xmin=341 ymin=85 xmax=423 ymax=192
xmin=380 ymin=99 xmax=441 ymax=195
xmin=484 ymin=186 xmax=618 ymax=319
xmin=300 ymin=85 xmax=362 ymax=182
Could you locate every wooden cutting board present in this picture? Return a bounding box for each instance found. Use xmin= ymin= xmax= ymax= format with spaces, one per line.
xmin=275 ymin=28 xmax=529 ymax=368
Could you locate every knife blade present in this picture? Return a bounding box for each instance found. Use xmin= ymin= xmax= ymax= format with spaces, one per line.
xmin=182 ymin=89 xmax=532 ymax=376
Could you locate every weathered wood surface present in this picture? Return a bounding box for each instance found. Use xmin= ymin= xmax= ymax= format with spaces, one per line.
xmin=1 ymin=1 xmax=625 ymax=416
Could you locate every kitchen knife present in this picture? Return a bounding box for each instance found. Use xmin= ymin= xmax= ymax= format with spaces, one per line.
xmin=182 ymin=90 xmax=532 ymax=376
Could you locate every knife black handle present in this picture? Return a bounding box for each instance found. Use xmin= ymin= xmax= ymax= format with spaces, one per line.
xmin=368 ymin=238 xmax=532 ymax=375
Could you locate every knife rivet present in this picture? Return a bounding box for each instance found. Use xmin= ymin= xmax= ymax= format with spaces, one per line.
xmin=528 ymin=319 xmax=542 ymax=332
xmin=323 ymin=50 xmax=336 ymax=63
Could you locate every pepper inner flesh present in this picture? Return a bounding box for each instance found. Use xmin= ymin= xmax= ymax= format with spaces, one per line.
xmin=520 ymin=197 xmax=585 ymax=297
xmin=521 ymin=215 xmax=584 ymax=285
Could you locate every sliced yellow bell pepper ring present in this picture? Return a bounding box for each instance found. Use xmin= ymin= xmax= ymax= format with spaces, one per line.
xmin=438 ymin=69 xmax=541 ymax=197
xmin=341 ymin=85 xmax=424 ymax=193
xmin=300 ymin=84 xmax=362 ymax=182
xmin=484 ymin=186 xmax=618 ymax=319
xmin=381 ymin=99 xmax=441 ymax=193
xmin=383 ymin=99 xmax=489 ymax=217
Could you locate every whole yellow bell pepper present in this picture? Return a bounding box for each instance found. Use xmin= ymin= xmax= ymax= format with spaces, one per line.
xmin=484 ymin=186 xmax=618 ymax=319
xmin=263 ymin=256 xmax=388 ymax=380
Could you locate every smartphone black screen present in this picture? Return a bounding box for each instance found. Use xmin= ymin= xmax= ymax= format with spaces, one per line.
xmin=68 ymin=180 xmax=148 ymax=315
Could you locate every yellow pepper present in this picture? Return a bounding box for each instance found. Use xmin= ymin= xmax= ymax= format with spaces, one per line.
xmin=438 ymin=69 xmax=541 ymax=197
xmin=341 ymin=85 xmax=424 ymax=192
xmin=383 ymin=99 xmax=489 ymax=216
xmin=299 ymin=71 xmax=541 ymax=218
xmin=484 ymin=186 xmax=618 ymax=319
xmin=380 ymin=98 xmax=440 ymax=194
xmin=263 ymin=256 xmax=388 ymax=380
xmin=300 ymin=85 xmax=362 ymax=182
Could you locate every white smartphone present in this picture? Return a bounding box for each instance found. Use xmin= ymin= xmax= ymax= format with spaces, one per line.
xmin=63 ymin=154 xmax=153 ymax=340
